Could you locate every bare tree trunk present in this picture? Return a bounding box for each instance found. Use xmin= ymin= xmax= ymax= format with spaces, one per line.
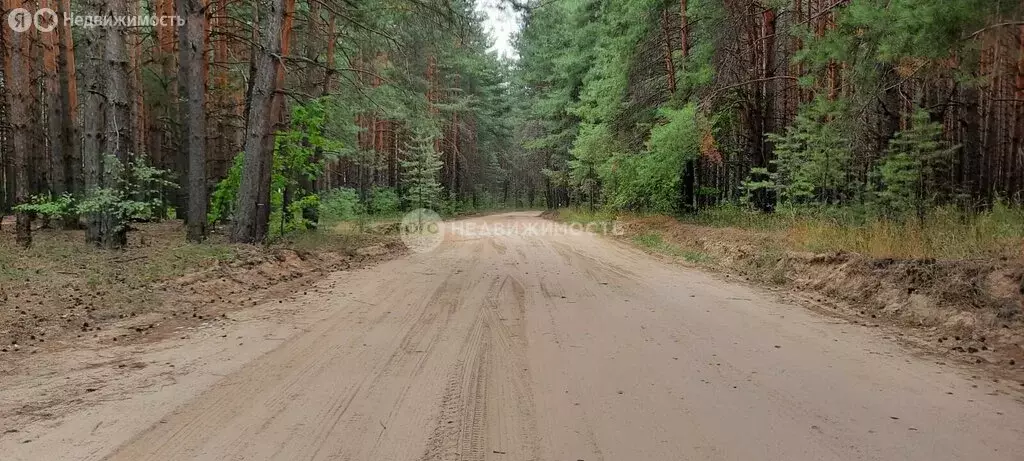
xmin=81 ymin=0 xmax=107 ymax=244
xmin=211 ymin=0 xmax=234 ymax=180
xmin=173 ymin=2 xmax=191 ymax=220
xmin=257 ymin=0 xmax=294 ymax=236
xmin=41 ymin=0 xmax=66 ymax=206
xmin=128 ymin=0 xmax=146 ymax=160
xmin=178 ymin=0 xmax=208 ymax=241
xmin=57 ymin=0 xmax=81 ymax=197
xmin=103 ymin=0 xmax=134 ymax=248
xmin=104 ymin=0 xmax=134 ymax=163
xmin=232 ymin=0 xmax=284 ymax=243
xmin=4 ymin=0 xmax=32 ymax=247
xmin=1015 ymin=18 xmax=1024 ymax=199
xmin=152 ymin=0 xmax=177 ymax=211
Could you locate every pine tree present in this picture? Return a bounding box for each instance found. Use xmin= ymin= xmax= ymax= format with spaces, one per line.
xmin=401 ymin=131 xmax=444 ymax=210
xmin=876 ymin=109 xmax=958 ymax=220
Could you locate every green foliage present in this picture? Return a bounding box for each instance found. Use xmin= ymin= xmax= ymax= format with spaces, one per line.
xmin=875 ymin=109 xmax=958 ymax=218
xmin=320 ymin=188 xmax=365 ymax=222
xmin=269 ymin=100 xmax=337 ymax=236
xmin=369 ymin=187 xmax=401 ymax=216
xmin=275 ymin=100 xmax=338 ymax=187
xmin=764 ymin=98 xmax=855 ymax=206
xmin=14 ymin=193 xmax=76 ymax=221
xmin=632 ymin=232 xmax=714 ymax=264
xmin=599 ymin=105 xmax=701 ymax=212
xmin=568 ymin=123 xmax=618 ymax=206
xmin=210 ymin=100 xmax=335 ymax=235
xmin=209 ymin=154 xmax=243 ymax=224
xmin=20 ymin=155 xmax=176 ymax=234
xmin=123 ymin=155 xmax=179 ymax=219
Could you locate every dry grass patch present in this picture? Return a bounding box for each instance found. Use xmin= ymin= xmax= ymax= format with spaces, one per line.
xmin=0 ymin=220 xmax=402 ymax=352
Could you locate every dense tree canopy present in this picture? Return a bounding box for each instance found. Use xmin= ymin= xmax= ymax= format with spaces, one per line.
xmin=514 ymin=0 xmax=1024 ymax=216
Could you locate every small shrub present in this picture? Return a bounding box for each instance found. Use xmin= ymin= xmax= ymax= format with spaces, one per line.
xmin=13 ymin=193 xmax=76 ymax=222
xmin=369 ymin=187 xmax=401 ymax=216
xmin=321 ymin=188 xmax=365 ymax=222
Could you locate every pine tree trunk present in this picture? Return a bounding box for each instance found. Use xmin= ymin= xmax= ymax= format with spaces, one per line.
xmin=256 ymin=0 xmax=294 ymax=235
xmin=41 ymin=0 xmax=67 ymax=207
xmin=232 ymin=0 xmax=284 ymax=243
xmin=56 ymin=0 xmax=81 ymax=197
xmin=81 ymin=0 xmax=106 ymax=244
xmin=165 ymin=4 xmax=186 ymax=220
xmin=1014 ymin=19 xmax=1024 ymax=200
xmin=179 ymin=0 xmax=208 ymax=241
xmin=128 ymin=0 xmax=146 ymax=160
xmin=103 ymin=0 xmax=133 ymax=163
xmin=4 ymin=0 xmax=33 ymax=247
xmin=28 ymin=19 xmax=46 ymax=198
xmin=101 ymin=0 xmax=134 ymax=248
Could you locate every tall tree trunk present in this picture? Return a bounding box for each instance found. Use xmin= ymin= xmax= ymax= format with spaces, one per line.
xmin=89 ymin=0 xmax=134 ymax=248
xmin=128 ymin=0 xmax=146 ymax=160
xmin=323 ymin=14 xmax=336 ymax=95
xmin=4 ymin=0 xmax=33 ymax=247
xmin=104 ymin=0 xmax=134 ymax=163
xmin=81 ymin=0 xmax=107 ymax=244
xmin=232 ymin=0 xmax=284 ymax=243
xmin=256 ymin=0 xmax=294 ymax=235
xmin=179 ymin=0 xmax=208 ymax=241
xmin=678 ymin=0 xmax=695 ymax=213
xmin=211 ymin=0 xmax=235 ymax=180
xmin=28 ymin=13 xmax=48 ymax=197
xmin=57 ymin=0 xmax=81 ymax=196
xmin=41 ymin=0 xmax=66 ymax=206
xmin=1014 ymin=18 xmax=1024 ymax=199
xmin=151 ymin=0 xmax=179 ymax=212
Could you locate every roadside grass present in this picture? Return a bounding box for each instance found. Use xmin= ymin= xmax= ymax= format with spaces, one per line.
xmin=0 ymin=222 xmax=242 ymax=288
xmin=282 ymin=223 xmax=396 ymax=253
xmin=632 ymin=232 xmax=714 ymax=264
xmin=549 ymin=202 xmax=1023 ymax=265
xmin=557 ymin=208 xmax=618 ymax=226
xmin=678 ymin=203 xmax=1024 ymax=260
xmin=0 ymin=218 xmax=399 ymax=287
xmin=551 ymin=208 xmax=628 ymax=235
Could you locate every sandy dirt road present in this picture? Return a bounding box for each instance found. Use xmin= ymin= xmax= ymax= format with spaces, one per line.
xmin=3 ymin=212 xmax=1024 ymax=460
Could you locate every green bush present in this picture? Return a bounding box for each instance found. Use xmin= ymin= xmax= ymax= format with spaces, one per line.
xmin=16 ymin=155 xmax=175 ymax=230
xmin=320 ymin=188 xmax=365 ymax=222
xmin=13 ymin=193 xmax=76 ymax=222
xmin=369 ymin=187 xmax=401 ymax=215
